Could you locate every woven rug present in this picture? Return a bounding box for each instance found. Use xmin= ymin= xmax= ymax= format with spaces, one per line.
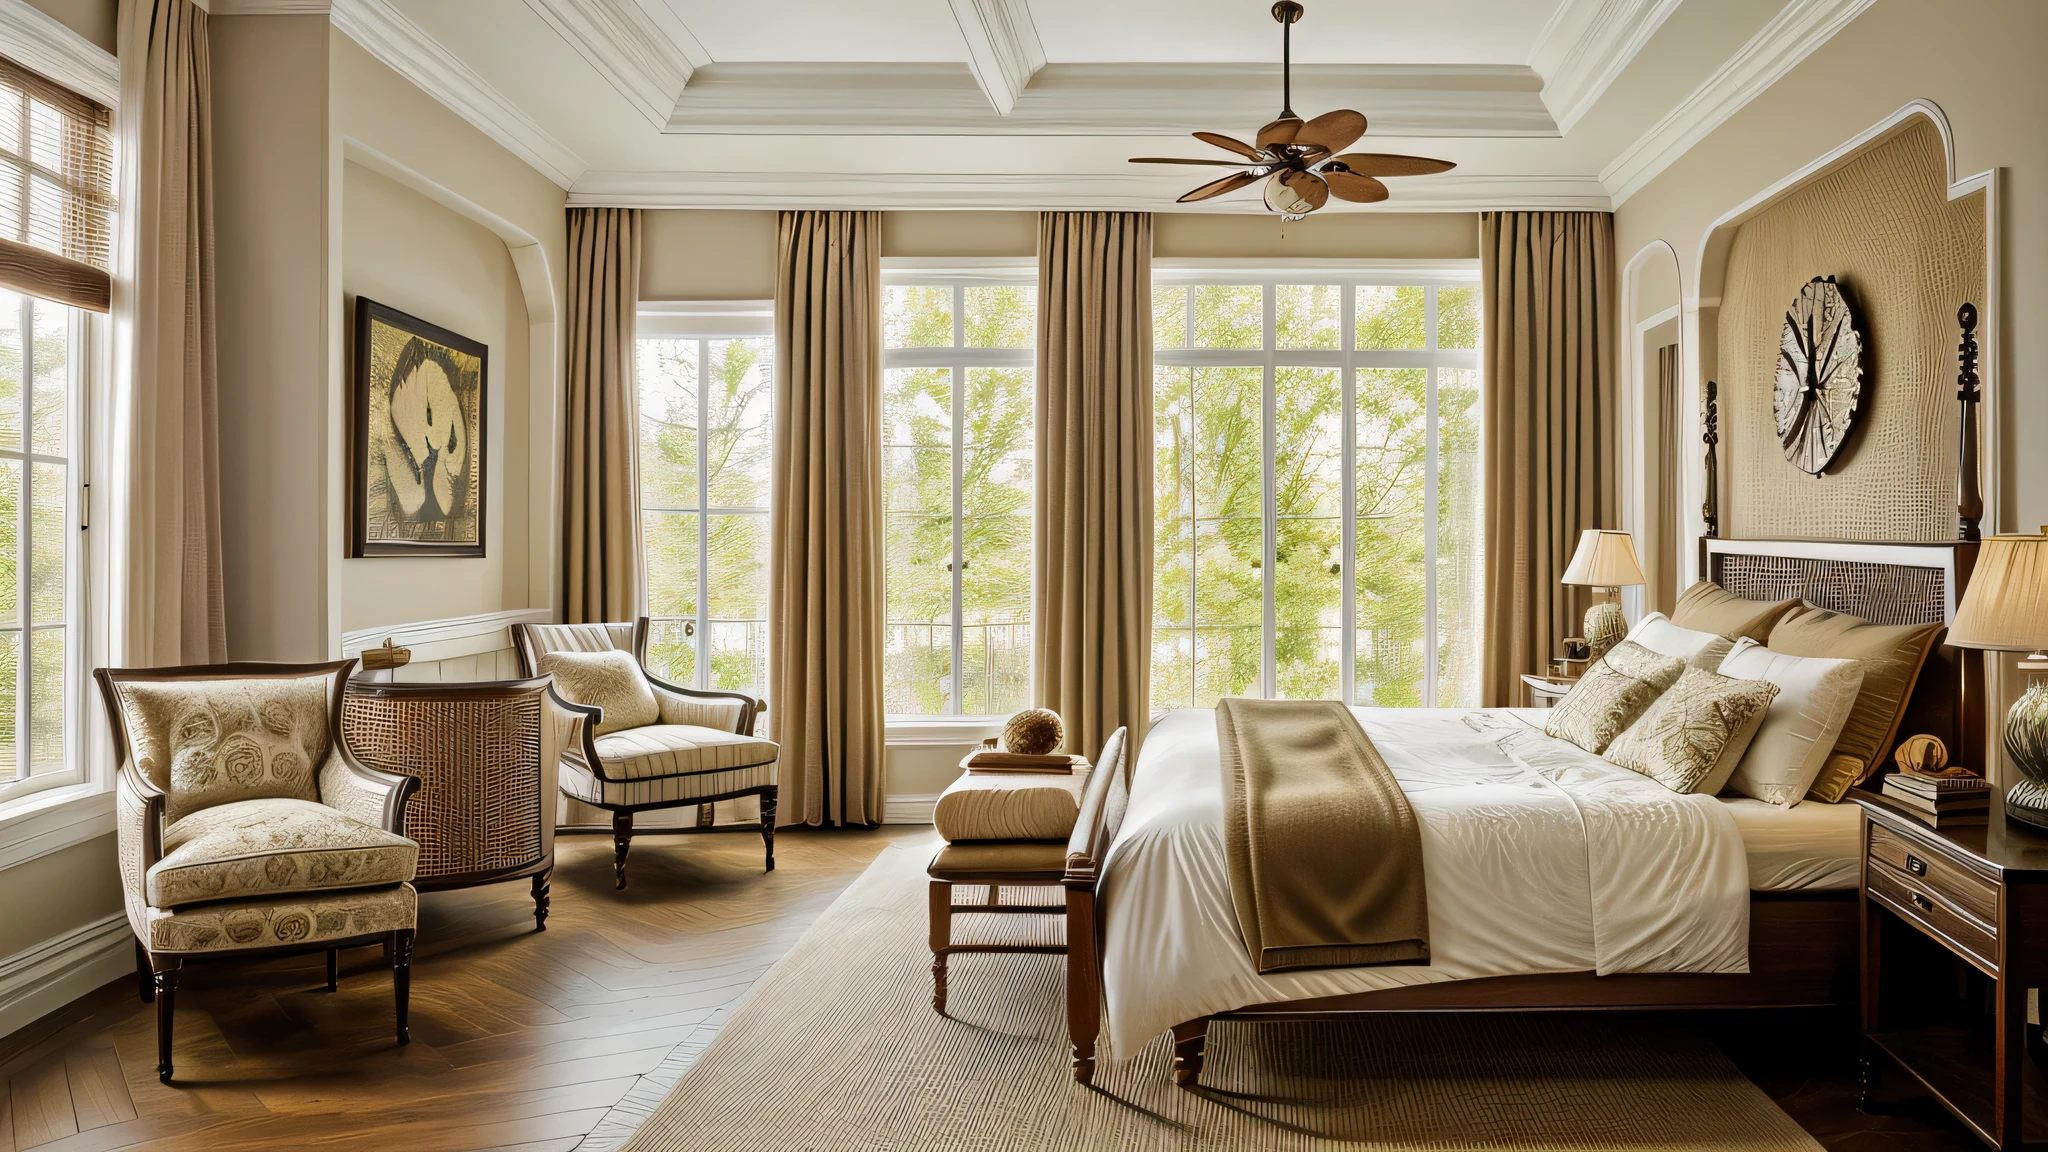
xmin=620 ymin=838 xmax=1822 ymax=1151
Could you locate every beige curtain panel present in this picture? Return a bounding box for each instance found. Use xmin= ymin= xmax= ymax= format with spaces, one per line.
xmin=1479 ymin=211 xmax=1616 ymax=707
xmin=1034 ymin=211 xmax=1153 ymax=761
xmin=770 ymin=210 xmax=887 ymax=827
xmin=561 ymin=206 xmax=643 ymax=625
xmin=112 ymin=0 xmax=226 ymax=665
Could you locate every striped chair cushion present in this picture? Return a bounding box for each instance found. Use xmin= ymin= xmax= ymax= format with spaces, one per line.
xmin=561 ymin=756 xmax=775 ymax=809
xmin=593 ymin=724 xmax=778 ymax=781
xmin=522 ymin=622 xmax=635 ymax=660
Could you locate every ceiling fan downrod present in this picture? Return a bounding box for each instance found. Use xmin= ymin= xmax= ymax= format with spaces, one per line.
xmin=1273 ymin=1 xmax=1303 ymax=121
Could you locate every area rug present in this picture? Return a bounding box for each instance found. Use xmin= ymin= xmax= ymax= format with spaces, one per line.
xmin=620 ymin=837 xmax=1822 ymax=1151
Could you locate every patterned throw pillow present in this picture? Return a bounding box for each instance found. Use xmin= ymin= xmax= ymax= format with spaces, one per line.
xmin=1605 ymin=667 xmax=1780 ymax=794
xmin=116 ymin=676 xmax=333 ymax=824
xmin=539 ymin=649 xmax=660 ymax=735
xmin=1544 ymin=640 xmax=1686 ymax=754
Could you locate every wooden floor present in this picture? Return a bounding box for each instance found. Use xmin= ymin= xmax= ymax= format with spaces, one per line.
xmin=0 ymin=824 xmax=1992 ymax=1152
xmin=0 ymin=825 xmax=926 ymax=1152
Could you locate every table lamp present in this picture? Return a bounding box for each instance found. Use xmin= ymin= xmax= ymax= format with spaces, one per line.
xmin=1945 ymin=530 xmax=2048 ymax=830
xmin=1561 ymin=529 xmax=1645 ymax=661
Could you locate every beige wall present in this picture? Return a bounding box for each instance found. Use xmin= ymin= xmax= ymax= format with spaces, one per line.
xmin=21 ymin=0 xmax=113 ymax=53
xmin=0 ymin=834 xmax=120 ymax=959
xmin=1156 ymin=212 xmax=1479 ymax=260
xmin=342 ymin=161 xmax=532 ymax=631
xmin=641 ymin=210 xmax=776 ymax=300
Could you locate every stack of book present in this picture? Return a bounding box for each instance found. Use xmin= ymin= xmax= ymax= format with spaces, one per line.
xmin=1881 ymin=771 xmax=1991 ymax=827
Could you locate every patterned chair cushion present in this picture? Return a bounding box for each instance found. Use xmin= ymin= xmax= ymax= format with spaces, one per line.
xmin=560 ymin=756 xmax=776 ymax=809
xmin=136 ymin=882 xmax=417 ymax=956
xmin=592 ymin=724 xmax=779 ymax=781
xmin=540 ymin=650 xmax=661 ymax=735
xmin=147 ymin=797 xmax=418 ymax=909
xmin=115 ymin=675 xmax=334 ymax=823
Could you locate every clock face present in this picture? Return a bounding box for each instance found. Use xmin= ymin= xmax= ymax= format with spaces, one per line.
xmin=1774 ymin=275 xmax=1864 ymax=476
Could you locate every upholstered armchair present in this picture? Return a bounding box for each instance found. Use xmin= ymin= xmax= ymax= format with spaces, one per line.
xmin=512 ymin=619 xmax=778 ymax=889
xmin=97 ymin=660 xmax=421 ymax=1084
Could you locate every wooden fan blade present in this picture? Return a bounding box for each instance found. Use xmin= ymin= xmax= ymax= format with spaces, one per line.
xmin=1330 ymin=152 xmax=1456 ymax=177
xmin=1193 ymin=131 xmax=1264 ymax=161
xmin=1256 ymin=116 xmax=1303 ymax=150
xmin=1295 ymin=109 xmax=1366 ymax=154
xmin=1177 ymin=170 xmax=1262 ymax=203
xmin=1324 ymin=170 xmax=1389 ymax=203
xmin=1129 ymin=157 xmax=1257 ymax=166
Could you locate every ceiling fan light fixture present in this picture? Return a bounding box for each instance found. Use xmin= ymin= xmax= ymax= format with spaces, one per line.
xmin=1263 ymin=170 xmax=1324 ymax=219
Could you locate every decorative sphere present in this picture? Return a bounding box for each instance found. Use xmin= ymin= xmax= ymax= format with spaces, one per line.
xmin=1001 ymin=709 xmax=1064 ymax=756
xmin=1894 ymin=734 xmax=1950 ymax=775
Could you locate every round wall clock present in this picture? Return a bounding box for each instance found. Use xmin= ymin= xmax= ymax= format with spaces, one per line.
xmin=1774 ymin=275 xmax=1865 ymax=476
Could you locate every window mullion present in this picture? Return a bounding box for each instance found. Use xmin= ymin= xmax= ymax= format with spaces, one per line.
xmin=1423 ymin=289 xmax=1440 ymax=709
xmin=17 ymin=295 xmax=30 ymax=778
xmin=1340 ymin=283 xmax=1356 ymax=707
xmin=696 ymin=338 xmax=710 ymax=691
xmin=1261 ymin=283 xmax=1276 ymax=699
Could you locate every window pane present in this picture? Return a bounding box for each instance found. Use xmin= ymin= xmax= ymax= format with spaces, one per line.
xmin=1436 ymin=367 xmax=1484 ymax=707
xmin=30 ymin=461 xmax=60 ymax=623
xmin=1153 ymin=284 xmax=1187 ymax=350
xmin=29 ymin=299 xmax=60 ymax=455
xmin=706 ymin=513 xmax=766 ymax=620
xmin=1357 ymin=285 xmax=1426 ymax=350
xmin=1194 ymin=626 xmax=1260 ymax=707
xmin=709 ymin=620 xmax=765 ymax=700
xmin=0 ymin=292 xmax=20 ymax=450
xmin=1152 ymin=629 xmax=1192 ymax=713
xmin=638 ymin=339 xmax=698 ymax=512
xmin=885 ymin=367 xmax=950 ymax=453
xmin=0 ymin=458 xmax=17 ymax=628
xmin=642 ymin=510 xmax=697 ymax=620
xmin=1275 ymin=284 xmax=1340 ymax=350
xmin=884 ymin=285 xmax=952 ymax=348
xmin=644 ymin=617 xmax=695 ymax=686
xmin=961 ymin=365 xmax=1031 ymax=710
xmin=1437 ymin=286 xmax=1480 ymax=351
xmin=703 ymin=338 xmax=772 ymax=509
xmin=0 ymin=630 xmax=15 ymax=781
xmin=963 ymin=284 xmax=1034 ymax=349
xmin=1354 ymin=368 xmax=1428 ymax=705
xmin=28 ymin=626 xmax=59 ymax=771
xmin=1191 ymin=285 xmax=1262 ymax=349
xmin=1275 ymin=366 xmax=1341 ymax=699
xmin=1192 ymin=367 xmax=1261 ymax=519
xmin=1153 ymin=365 xmax=1194 ymax=711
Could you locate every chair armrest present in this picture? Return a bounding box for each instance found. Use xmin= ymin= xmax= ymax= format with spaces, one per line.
xmin=643 ymin=673 xmax=758 ymax=735
xmin=544 ymin=683 xmax=616 ymax=781
xmin=318 ymin=747 xmax=419 ymax=835
xmin=116 ymin=759 xmax=166 ymax=881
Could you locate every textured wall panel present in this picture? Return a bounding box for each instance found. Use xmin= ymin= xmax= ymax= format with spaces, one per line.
xmin=1719 ymin=119 xmax=1984 ymax=541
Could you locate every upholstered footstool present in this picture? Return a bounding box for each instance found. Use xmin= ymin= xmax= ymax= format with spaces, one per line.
xmin=925 ymin=759 xmax=1091 ymax=1016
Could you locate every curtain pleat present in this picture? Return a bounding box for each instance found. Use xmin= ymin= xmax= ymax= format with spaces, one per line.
xmin=561 ymin=207 xmax=643 ymax=625
xmin=1034 ymin=211 xmax=1152 ymax=760
xmin=112 ymin=0 xmax=225 ymax=665
xmin=770 ymin=211 xmax=886 ymax=827
xmin=1480 ymin=211 xmax=1616 ymax=707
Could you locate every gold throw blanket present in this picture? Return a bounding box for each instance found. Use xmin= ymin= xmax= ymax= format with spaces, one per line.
xmin=1216 ymin=698 xmax=1430 ymax=973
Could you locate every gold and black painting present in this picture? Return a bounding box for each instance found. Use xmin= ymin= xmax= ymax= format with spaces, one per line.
xmin=351 ymin=297 xmax=487 ymax=556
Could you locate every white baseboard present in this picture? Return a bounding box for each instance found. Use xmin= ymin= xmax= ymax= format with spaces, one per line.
xmin=0 ymin=911 xmax=130 ymax=1041
xmin=882 ymin=793 xmax=938 ymax=825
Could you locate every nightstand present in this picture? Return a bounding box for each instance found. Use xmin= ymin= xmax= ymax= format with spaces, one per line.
xmin=1519 ymin=673 xmax=1576 ymax=708
xmin=1852 ymin=787 xmax=2048 ymax=1149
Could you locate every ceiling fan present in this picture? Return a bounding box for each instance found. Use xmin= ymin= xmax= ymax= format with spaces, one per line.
xmin=1130 ymin=1 xmax=1456 ymax=217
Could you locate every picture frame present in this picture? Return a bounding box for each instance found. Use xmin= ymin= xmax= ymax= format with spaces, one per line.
xmin=350 ymin=297 xmax=488 ymax=558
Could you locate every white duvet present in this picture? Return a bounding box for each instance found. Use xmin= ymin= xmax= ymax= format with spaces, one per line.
xmin=1098 ymin=708 xmax=1751 ymax=1055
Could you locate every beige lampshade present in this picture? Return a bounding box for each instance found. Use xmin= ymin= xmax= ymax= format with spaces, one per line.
xmin=1560 ymin=529 xmax=1645 ymax=588
xmin=1948 ymin=532 xmax=2048 ymax=653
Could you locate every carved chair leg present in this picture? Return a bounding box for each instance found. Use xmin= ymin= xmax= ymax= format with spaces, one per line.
xmin=392 ymin=929 xmax=415 ymax=1046
xmin=326 ymin=948 xmax=338 ymax=992
xmin=928 ymin=880 xmax=950 ymax=1016
xmin=760 ymin=787 xmax=778 ymax=873
xmin=134 ymin=940 xmax=154 ymax=1004
xmin=150 ymin=956 xmax=182 ymax=1083
xmin=612 ymin=810 xmax=633 ymax=890
xmin=1171 ymin=1018 xmax=1211 ymax=1088
xmin=532 ymin=868 xmax=553 ymax=931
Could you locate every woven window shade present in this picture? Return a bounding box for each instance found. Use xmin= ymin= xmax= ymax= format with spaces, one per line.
xmin=0 ymin=54 xmax=112 ymax=312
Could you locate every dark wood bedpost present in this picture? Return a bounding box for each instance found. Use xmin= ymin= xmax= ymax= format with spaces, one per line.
xmin=1698 ymin=379 xmax=1720 ymax=578
xmin=1957 ymin=302 xmax=1983 ymax=543
xmin=1954 ymin=303 xmax=1988 ymax=774
xmin=1063 ymin=727 xmax=1131 ymax=1086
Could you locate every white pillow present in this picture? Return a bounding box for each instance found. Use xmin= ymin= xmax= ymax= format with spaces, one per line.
xmin=1625 ymin=612 xmax=1725 ymax=661
xmin=1718 ymin=638 xmax=1865 ymax=807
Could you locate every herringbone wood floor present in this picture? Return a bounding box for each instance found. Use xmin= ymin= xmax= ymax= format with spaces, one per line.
xmin=0 ymin=826 xmax=926 ymax=1152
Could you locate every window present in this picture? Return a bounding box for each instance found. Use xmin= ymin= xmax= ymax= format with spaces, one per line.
xmin=636 ymin=324 xmax=774 ymax=705
xmin=1151 ymin=270 xmax=1482 ymax=711
xmin=882 ymin=266 xmax=1036 ymax=717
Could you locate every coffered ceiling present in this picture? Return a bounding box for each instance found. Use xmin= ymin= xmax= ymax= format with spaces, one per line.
xmin=295 ymin=0 xmax=1875 ymax=211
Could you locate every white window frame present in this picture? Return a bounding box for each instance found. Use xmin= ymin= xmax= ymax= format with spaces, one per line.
xmin=1152 ymin=258 xmax=1481 ymax=709
xmin=881 ymin=257 xmax=1036 ymax=721
xmin=635 ymin=301 xmax=775 ymax=702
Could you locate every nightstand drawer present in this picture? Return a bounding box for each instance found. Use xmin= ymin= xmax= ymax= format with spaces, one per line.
xmin=1867 ymin=856 xmax=1998 ymax=973
xmin=1868 ymin=823 xmax=1999 ymax=923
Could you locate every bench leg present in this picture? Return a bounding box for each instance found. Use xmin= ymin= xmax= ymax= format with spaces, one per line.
xmin=928 ymin=880 xmax=950 ymax=1016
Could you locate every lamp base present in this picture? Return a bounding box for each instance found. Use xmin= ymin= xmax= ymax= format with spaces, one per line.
xmin=2003 ymin=681 xmax=2048 ymax=829
xmin=1584 ymin=600 xmax=1626 ymax=661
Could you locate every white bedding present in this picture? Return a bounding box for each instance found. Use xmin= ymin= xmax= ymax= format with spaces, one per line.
xmin=1724 ymin=795 xmax=1862 ymax=890
xmin=1098 ymin=707 xmax=1752 ymax=1054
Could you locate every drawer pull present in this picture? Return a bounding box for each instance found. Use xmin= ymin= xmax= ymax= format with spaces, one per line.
xmin=1910 ymin=891 xmax=1934 ymax=913
xmin=1906 ymin=855 xmax=1927 ymax=877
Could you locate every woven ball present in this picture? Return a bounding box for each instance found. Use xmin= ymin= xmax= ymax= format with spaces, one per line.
xmin=1001 ymin=708 xmax=1064 ymax=756
xmin=1894 ymin=733 xmax=1951 ymax=775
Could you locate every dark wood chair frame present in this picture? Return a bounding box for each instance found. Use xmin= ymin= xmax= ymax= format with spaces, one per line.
xmin=96 ymin=659 xmax=421 ymax=1084
xmin=511 ymin=618 xmax=777 ymax=889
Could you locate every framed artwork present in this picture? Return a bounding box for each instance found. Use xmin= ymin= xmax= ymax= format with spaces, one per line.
xmin=351 ymin=297 xmax=488 ymax=557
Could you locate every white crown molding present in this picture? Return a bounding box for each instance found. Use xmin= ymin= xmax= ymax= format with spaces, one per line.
xmin=0 ymin=911 xmax=129 ymax=1042
xmin=0 ymin=0 xmax=117 ymax=107
xmin=569 ymin=169 xmax=1611 ymax=212
xmin=666 ymin=62 xmax=1556 ymax=138
xmin=521 ymin=0 xmax=692 ymax=129
xmin=1528 ymin=0 xmax=1682 ymax=135
xmin=331 ymin=0 xmax=586 ymax=188
xmin=945 ymin=0 xmax=1044 ymax=116
xmin=1601 ymin=0 xmax=1873 ymax=205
